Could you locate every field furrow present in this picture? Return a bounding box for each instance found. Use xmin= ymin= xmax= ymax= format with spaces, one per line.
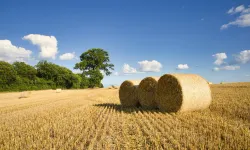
xmin=0 ymin=104 xmax=89 ymax=149
xmin=139 ymin=110 xmax=184 ymax=149
xmin=134 ymin=110 xmax=167 ymax=149
xmin=79 ymin=106 xmax=109 ymax=149
xmin=54 ymin=106 xmax=101 ymax=149
xmin=89 ymin=106 xmax=116 ymax=149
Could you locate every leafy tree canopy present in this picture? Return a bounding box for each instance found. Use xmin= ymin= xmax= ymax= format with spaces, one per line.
xmin=74 ymin=48 xmax=114 ymax=76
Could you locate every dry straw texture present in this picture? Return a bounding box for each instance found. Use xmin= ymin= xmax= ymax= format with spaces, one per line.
xmin=137 ymin=77 xmax=160 ymax=108
xmin=119 ymin=80 xmax=140 ymax=107
xmin=156 ymin=74 xmax=212 ymax=112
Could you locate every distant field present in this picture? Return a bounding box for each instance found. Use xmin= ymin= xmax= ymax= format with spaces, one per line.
xmin=0 ymin=83 xmax=249 ymax=149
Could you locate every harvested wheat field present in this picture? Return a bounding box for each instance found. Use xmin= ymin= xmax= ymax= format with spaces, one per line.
xmin=0 ymin=83 xmax=250 ymax=150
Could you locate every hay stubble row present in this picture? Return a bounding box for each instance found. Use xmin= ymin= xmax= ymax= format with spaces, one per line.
xmin=0 ymin=84 xmax=249 ymax=149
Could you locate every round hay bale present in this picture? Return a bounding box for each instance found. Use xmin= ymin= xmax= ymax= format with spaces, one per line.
xmin=56 ymin=89 xmax=62 ymax=93
xmin=119 ymin=80 xmax=141 ymax=107
xmin=19 ymin=91 xmax=31 ymax=99
xmin=137 ymin=77 xmax=160 ymax=109
xmin=156 ymin=74 xmax=212 ymax=112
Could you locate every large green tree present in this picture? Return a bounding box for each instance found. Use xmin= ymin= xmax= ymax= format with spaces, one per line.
xmin=74 ymin=48 xmax=114 ymax=88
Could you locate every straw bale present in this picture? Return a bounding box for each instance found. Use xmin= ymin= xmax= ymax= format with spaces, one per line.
xmin=156 ymin=74 xmax=212 ymax=112
xmin=56 ymin=89 xmax=62 ymax=93
xmin=19 ymin=91 xmax=31 ymax=99
xmin=119 ymin=80 xmax=140 ymax=107
xmin=137 ymin=77 xmax=159 ymax=108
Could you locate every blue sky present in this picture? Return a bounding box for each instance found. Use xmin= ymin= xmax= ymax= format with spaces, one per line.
xmin=0 ymin=0 xmax=250 ymax=86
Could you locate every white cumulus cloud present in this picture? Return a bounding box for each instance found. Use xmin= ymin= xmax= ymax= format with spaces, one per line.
xmin=221 ymin=5 xmax=250 ymax=30
xmin=177 ymin=64 xmax=189 ymax=70
xmin=23 ymin=34 xmax=58 ymax=59
xmin=123 ymin=63 xmax=138 ymax=74
xmin=234 ymin=50 xmax=250 ymax=64
xmin=213 ymin=65 xmax=240 ymax=71
xmin=0 ymin=40 xmax=32 ymax=63
xmin=227 ymin=7 xmax=235 ymax=14
xmin=138 ymin=60 xmax=162 ymax=72
xmin=59 ymin=52 xmax=76 ymax=60
xmin=223 ymin=65 xmax=240 ymax=70
xmin=213 ymin=53 xmax=227 ymax=65
xmin=242 ymin=7 xmax=250 ymax=14
xmin=227 ymin=5 xmax=245 ymax=14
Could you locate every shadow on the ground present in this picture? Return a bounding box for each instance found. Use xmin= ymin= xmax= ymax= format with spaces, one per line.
xmin=93 ymin=103 xmax=164 ymax=114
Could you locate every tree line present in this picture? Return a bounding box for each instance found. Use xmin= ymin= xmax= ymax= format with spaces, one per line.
xmin=0 ymin=48 xmax=114 ymax=92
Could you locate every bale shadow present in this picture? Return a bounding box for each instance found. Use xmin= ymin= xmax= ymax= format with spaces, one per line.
xmin=93 ymin=103 xmax=164 ymax=114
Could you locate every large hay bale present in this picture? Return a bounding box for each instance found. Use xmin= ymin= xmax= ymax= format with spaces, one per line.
xmin=119 ymin=80 xmax=141 ymax=107
xmin=156 ymin=74 xmax=212 ymax=112
xmin=137 ymin=77 xmax=160 ymax=109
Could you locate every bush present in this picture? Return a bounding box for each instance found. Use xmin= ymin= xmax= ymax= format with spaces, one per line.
xmin=0 ymin=60 xmax=107 ymax=92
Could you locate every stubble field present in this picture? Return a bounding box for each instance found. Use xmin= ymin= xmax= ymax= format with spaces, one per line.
xmin=0 ymin=83 xmax=250 ymax=149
